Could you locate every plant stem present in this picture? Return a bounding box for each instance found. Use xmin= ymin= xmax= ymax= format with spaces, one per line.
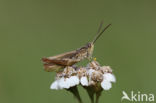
xmin=95 ymin=91 xmax=102 ymax=103
xmin=67 ymin=86 xmax=83 ymax=103
xmin=84 ymin=86 xmax=95 ymax=103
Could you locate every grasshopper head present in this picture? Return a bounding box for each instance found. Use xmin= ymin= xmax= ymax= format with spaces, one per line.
xmin=86 ymin=42 xmax=94 ymax=59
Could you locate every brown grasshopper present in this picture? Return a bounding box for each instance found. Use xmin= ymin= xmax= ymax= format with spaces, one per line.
xmin=42 ymin=22 xmax=111 ymax=72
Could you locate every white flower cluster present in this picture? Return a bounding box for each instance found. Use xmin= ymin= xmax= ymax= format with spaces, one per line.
xmin=50 ymin=60 xmax=116 ymax=90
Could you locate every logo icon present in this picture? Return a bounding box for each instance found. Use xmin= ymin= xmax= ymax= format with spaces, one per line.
xmin=121 ymin=91 xmax=131 ymax=101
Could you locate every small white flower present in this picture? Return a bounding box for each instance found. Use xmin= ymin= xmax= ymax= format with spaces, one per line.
xmin=50 ymin=80 xmax=59 ymax=90
xmin=88 ymin=69 xmax=95 ymax=76
xmin=69 ymin=76 xmax=79 ymax=87
xmin=65 ymin=78 xmax=72 ymax=89
xmin=101 ymin=73 xmax=116 ymax=90
xmin=58 ymin=76 xmax=80 ymax=89
xmin=87 ymin=61 xmax=100 ymax=70
xmin=100 ymin=66 xmax=112 ymax=73
xmin=103 ymin=73 xmax=116 ymax=82
xmin=50 ymin=76 xmax=80 ymax=90
xmin=101 ymin=80 xmax=112 ymax=90
xmin=80 ymin=76 xmax=89 ymax=86
xmin=58 ymin=77 xmax=69 ymax=89
xmin=87 ymin=69 xmax=95 ymax=85
xmin=91 ymin=71 xmax=103 ymax=82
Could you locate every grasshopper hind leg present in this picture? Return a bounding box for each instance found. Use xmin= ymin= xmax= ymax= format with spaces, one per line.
xmin=87 ymin=56 xmax=96 ymax=63
xmin=88 ymin=56 xmax=93 ymax=62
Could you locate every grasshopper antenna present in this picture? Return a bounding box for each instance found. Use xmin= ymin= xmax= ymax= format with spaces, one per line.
xmin=97 ymin=21 xmax=104 ymax=34
xmin=92 ymin=23 xmax=111 ymax=44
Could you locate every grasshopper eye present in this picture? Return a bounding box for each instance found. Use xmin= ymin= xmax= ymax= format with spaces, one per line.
xmin=87 ymin=43 xmax=92 ymax=48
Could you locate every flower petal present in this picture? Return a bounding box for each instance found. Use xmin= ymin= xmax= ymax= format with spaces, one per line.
xmin=88 ymin=69 xmax=95 ymax=76
xmin=50 ymin=80 xmax=59 ymax=90
xmin=69 ymin=76 xmax=79 ymax=87
xmin=101 ymin=80 xmax=112 ymax=90
xmin=64 ymin=78 xmax=72 ymax=89
xmin=103 ymin=73 xmax=116 ymax=82
xmin=58 ymin=77 xmax=68 ymax=89
xmin=80 ymin=76 xmax=89 ymax=86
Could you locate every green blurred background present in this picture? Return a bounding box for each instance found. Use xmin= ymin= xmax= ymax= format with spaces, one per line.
xmin=0 ymin=0 xmax=156 ymax=103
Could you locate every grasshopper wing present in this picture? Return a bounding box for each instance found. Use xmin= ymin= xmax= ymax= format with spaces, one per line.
xmin=42 ymin=50 xmax=80 ymax=66
xmin=43 ymin=62 xmax=64 ymax=72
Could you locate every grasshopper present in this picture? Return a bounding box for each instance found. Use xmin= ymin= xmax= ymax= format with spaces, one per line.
xmin=42 ymin=22 xmax=111 ymax=72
